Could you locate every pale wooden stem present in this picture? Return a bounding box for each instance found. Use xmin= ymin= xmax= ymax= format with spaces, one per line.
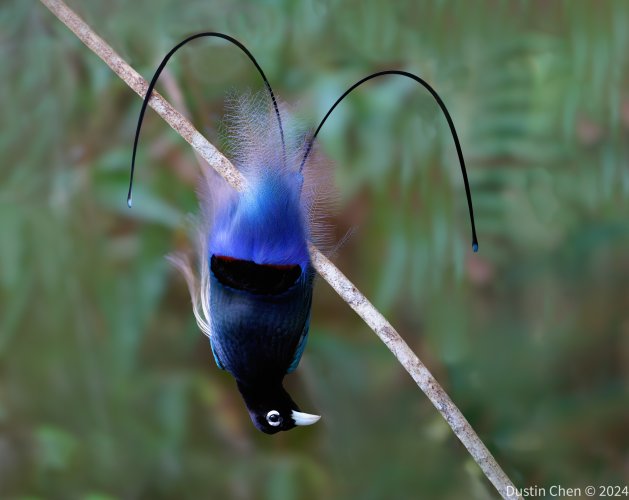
xmin=38 ymin=1 xmax=521 ymax=498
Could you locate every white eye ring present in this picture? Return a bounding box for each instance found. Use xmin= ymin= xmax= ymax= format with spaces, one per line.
xmin=266 ymin=410 xmax=282 ymax=427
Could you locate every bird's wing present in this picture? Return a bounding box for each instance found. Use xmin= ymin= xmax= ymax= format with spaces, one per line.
xmin=209 ymin=337 xmax=225 ymax=370
xmin=286 ymin=316 xmax=311 ymax=374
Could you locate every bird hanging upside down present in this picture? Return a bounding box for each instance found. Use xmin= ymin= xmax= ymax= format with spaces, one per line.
xmin=127 ymin=33 xmax=478 ymax=434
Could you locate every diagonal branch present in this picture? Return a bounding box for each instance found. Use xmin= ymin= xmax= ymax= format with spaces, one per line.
xmin=38 ymin=1 xmax=521 ymax=498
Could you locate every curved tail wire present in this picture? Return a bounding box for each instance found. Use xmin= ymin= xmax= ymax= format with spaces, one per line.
xmin=299 ymin=70 xmax=478 ymax=252
xmin=128 ymin=32 xmax=285 ymax=208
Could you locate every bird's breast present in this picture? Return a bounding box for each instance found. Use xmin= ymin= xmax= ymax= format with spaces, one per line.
xmin=209 ymin=256 xmax=314 ymax=382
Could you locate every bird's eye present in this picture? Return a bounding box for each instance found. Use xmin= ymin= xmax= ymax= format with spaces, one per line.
xmin=266 ymin=410 xmax=282 ymax=427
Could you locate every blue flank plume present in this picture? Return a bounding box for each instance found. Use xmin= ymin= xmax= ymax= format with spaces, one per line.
xmin=209 ymin=170 xmax=310 ymax=271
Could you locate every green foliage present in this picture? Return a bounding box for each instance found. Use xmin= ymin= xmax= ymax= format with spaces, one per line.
xmin=1 ymin=0 xmax=628 ymax=498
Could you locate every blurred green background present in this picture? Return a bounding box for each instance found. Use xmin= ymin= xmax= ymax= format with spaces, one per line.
xmin=1 ymin=0 xmax=628 ymax=498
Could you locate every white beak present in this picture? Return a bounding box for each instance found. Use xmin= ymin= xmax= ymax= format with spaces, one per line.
xmin=291 ymin=410 xmax=321 ymax=426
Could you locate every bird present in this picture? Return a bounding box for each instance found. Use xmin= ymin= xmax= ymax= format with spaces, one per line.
xmin=172 ymin=91 xmax=328 ymax=434
xmin=127 ymin=33 xmax=478 ymax=434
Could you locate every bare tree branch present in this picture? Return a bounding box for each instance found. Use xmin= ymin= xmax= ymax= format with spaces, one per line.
xmin=38 ymin=1 xmax=521 ymax=498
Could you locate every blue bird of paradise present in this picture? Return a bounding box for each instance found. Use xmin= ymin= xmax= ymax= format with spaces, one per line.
xmin=127 ymin=33 xmax=478 ymax=434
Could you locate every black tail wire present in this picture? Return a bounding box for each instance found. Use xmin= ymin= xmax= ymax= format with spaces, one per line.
xmin=299 ymin=70 xmax=478 ymax=252
xmin=128 ymin=33 xmax=285 ymax=208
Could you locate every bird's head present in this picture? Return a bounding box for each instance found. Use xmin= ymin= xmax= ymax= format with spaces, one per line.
xmin=237 ymin=380 xmax=320 ymax=434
